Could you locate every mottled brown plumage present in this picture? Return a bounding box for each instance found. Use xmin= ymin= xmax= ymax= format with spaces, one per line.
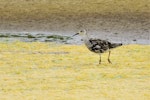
xmin=88 ymin=39 xmax=122 ymax=53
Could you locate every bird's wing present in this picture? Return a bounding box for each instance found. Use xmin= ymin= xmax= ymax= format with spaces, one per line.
xmin=89 ymin=39 xmax=111 ymax=46
xmin=88 ymin=39 xmax=111 ymax=53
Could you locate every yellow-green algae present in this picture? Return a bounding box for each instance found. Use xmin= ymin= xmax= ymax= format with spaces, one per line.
xmin=0 ymin=42 xmax=149 ymax=100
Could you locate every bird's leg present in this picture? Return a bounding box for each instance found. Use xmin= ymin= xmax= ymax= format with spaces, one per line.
xmin=108 ymin=50 xmax=112 ymax=64
xmin=99 ymin=54 xmax=101 ymax=64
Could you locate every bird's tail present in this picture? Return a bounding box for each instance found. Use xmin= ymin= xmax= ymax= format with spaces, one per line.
xmin=110 ymin=43 xmax=122 ymax=49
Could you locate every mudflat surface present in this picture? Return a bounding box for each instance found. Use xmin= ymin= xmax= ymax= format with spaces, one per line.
xmin=0 ymin=0 xmax=149 ymax=44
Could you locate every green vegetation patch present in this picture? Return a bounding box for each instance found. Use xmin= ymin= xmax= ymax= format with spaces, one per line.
xmin=0 ymin=33 xmax=72 ymax=43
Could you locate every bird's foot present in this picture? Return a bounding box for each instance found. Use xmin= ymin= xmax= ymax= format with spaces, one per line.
xmin=99 ymin=60 xmax=101 ymax=64
xmin=99 ymin=62 xmax=101 ymax=64
xmin=108 ymin=59 xmax=112 ymax=64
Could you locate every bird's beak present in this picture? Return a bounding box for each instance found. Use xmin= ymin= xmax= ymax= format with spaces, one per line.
xmin=72 ymin=33 xmax=79 ymax=37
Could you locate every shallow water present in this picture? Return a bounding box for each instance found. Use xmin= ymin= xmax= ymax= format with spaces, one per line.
xmin=0 ymin=32 xmax=149 ymax=45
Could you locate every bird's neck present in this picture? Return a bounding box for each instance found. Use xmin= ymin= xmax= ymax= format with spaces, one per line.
xmin=82 ymin=33 xmax=90 ymax=43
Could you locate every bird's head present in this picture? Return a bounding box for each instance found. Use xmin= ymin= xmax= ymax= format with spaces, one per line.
xmin=73 ymin=30 xmax=87 ymax=37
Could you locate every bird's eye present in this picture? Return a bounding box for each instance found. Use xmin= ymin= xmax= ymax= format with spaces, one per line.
xmin=80 ymin=30 xmax=83 ymax=32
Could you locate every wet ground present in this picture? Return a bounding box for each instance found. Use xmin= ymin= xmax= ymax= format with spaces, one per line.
xmin=0 ymin=28 xmax=149 ymax=45
xmin=0 ymin=0 xmax=149 ymax=45
xmin=0 ymin=12 xmax=149 ymax=45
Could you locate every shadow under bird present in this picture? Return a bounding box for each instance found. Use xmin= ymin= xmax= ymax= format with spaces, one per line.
xmin=73 ymin=30 xmax=122 ymax=64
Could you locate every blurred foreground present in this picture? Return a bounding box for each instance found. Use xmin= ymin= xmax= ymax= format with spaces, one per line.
xmin=0 ymin=42 xmax=149 ymax=99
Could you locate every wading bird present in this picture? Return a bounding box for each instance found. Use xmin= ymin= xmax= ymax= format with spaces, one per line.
xmin=73 ymin=30 xmax=122 ymax=64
